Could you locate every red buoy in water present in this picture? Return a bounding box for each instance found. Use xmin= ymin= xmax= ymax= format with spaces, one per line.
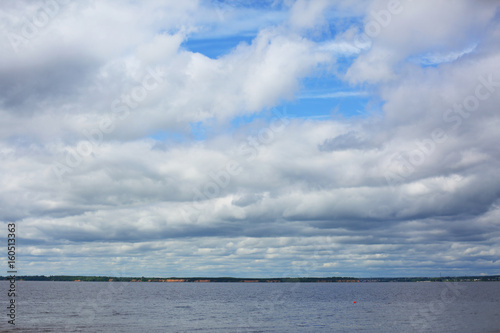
xmin=354 ymin=301 xmax=356 ymax=304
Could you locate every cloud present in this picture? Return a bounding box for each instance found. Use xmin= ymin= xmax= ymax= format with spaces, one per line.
xmin=1 ymin=0 xmax=500 ymax=278
xmin=317 ymin=39 xmax=370 ymax=56
xmin=345 ymin=0 xmax=497 ymax=83
xmin=318 ymin=130 xmax=375 ymax=151
xmin=288 ymin=0 xmax=332 ymax=30
xmin=412 ymin=43 xmax=478 ymax=66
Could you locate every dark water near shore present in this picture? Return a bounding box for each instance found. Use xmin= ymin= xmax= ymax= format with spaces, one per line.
xmin=2 ymin=281 xmax=500 ymax=332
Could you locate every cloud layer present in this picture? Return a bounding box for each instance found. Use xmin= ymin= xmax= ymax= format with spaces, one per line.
xmin=1 ymin=0 xmax=499 ymax=277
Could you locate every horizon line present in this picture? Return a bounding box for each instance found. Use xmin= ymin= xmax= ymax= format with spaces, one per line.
xmin=2 ymin=274 xmax=499 ymax=280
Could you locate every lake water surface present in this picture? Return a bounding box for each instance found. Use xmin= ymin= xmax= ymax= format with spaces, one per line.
xmin=2 ymin=281 xmax=500 ymax=332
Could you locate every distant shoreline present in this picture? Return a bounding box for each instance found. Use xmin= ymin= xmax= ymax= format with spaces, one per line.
xmin=1 ymin=275 xmax=499 ymax=283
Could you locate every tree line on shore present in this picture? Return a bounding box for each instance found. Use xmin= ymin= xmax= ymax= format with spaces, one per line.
xmin=1 ymin=275 xmax=499 ymax=282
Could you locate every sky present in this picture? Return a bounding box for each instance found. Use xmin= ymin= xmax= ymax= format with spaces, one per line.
xmin=0 ymin=0 xmax=499 ymax=278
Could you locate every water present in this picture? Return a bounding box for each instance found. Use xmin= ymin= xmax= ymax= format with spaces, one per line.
xmin=2 ymin=281 xmax=499 ymax=332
